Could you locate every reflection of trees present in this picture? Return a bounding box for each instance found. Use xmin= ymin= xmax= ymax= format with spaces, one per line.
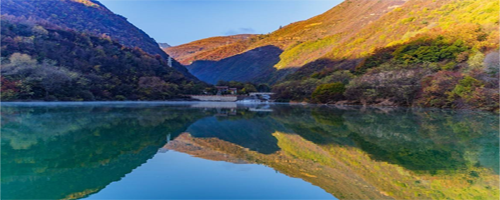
xmin=273 ymin=107 xmax=500 ymax=173
xmin=273 ymin=106 xmax=353 ymax=144
xmin=343 ymin=108 xmax=499 ymax=173
xmin=1 ymin=105 xmax=206 ymax=200
xmin=270 ymin=106 xmax=499 ymax=173
xmin=186 ymin=114 xmax=288 ymax=154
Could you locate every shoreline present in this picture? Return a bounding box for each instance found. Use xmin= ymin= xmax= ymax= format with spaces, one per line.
xmin=0 ymin=100 xmax=496 ymax=113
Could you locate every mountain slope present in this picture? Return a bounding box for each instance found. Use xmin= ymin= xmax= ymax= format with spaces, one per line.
xmin=274 ymin=0 xmax=499 ymax=111
xmin=164 ymin=34 xmax=254 ymax=65
xmin=0 ymin=16 xmax=206 ymax=101
xmin=187 ymin=45 xmax=283 ymax=84
xmin=249 ymin=0 xmax=407 ymax=69
xmin=166 ymin=0 xmax=407 ymax=83
xmin=0 ymin=0 xmax=194 ymax=77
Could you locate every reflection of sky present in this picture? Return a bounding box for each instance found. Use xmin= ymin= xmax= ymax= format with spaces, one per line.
xmin=85 ymin=151 xmax=336 ymax=199
xmin=98 ymin=0 xmax=343 ymax=46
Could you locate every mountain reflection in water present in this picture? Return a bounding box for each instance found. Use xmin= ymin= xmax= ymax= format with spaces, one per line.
xmin=1 ymin=102 xmax=498 ymax=200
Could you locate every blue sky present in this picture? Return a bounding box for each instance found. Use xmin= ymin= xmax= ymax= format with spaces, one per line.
xmin=98 ymin=0 xmax=343 ymax=46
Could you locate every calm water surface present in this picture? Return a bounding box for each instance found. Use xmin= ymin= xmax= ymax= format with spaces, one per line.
xmin=1 ymin=102 xmax=498 ymax=200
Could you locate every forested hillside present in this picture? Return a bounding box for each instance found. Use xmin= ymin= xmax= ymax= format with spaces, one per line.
xmin=0 ymin=0 xmax=194 ymax=77
xmin=0 ymin=16 xmax=206 ymax=101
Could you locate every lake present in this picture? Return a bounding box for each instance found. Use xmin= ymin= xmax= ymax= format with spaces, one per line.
xmin=1 ymin=102 xmax=498 ymax=200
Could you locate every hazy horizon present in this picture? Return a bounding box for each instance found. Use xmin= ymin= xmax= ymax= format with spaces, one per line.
xmin=98 ymin=0 xmax=343 ymax=46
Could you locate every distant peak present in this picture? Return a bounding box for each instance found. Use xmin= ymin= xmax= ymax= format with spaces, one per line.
xmin=69 ymin=0 xmax=100 ymax=8
xmin=159 ymin=43 xmax=171 ymax=49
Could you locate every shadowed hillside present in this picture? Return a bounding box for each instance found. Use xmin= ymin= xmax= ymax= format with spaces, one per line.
xmin=187 ymin=45 xmax=283 ymax=84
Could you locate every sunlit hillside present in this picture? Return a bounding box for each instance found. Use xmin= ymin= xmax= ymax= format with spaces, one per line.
xmin=167 ymin=0 xmax=407 ymax=83
xmin=164 ymin=34 xmax=254 ymax=65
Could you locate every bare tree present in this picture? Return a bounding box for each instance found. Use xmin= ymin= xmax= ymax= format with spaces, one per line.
xmin=484 ymin=51 xmax=499 ymax=75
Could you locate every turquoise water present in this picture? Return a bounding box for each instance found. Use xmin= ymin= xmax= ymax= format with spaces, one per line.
xmin=1 ymin=102 xmax=498 ymax=199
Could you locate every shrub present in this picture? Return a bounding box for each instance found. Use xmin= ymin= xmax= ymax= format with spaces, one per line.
xmin=345 ymin=69 xmax=430 ymax=105
xmin=455 ymin=51 xmax=469 ymax=63
xmin=418 ymin=71 xmax=463 ymax=108
xmin=393 ymin=37 xmax=468 ymax=65
xmin=466 ymin=49 xmax=485 ymax=72
xmin=0 ymin=77 xmax=21 ymax=101
xmin=321 ymin=70 xmax=354 ymax=85
xmin=272 ymin=79 xmax=321 ymax=102
xmin=464 ymin=88 xmax=499 ymax=111
xmin=311 ymin=82 xmax=346 ymax=103
xmin=450 ymin=75 xmax=484 ymax=101
xmin=138 ymin=76 xmax=179 ymax=99
xmin=441 ymin=61 xmax=457 ymax=71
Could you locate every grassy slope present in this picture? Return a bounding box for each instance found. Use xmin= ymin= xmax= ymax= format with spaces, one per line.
xmin=251 ymin=0 xmax=407 ymax=69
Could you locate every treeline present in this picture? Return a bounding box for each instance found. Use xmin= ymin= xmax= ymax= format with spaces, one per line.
xmin=0 ymin=16 xmax=207 ymax=101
